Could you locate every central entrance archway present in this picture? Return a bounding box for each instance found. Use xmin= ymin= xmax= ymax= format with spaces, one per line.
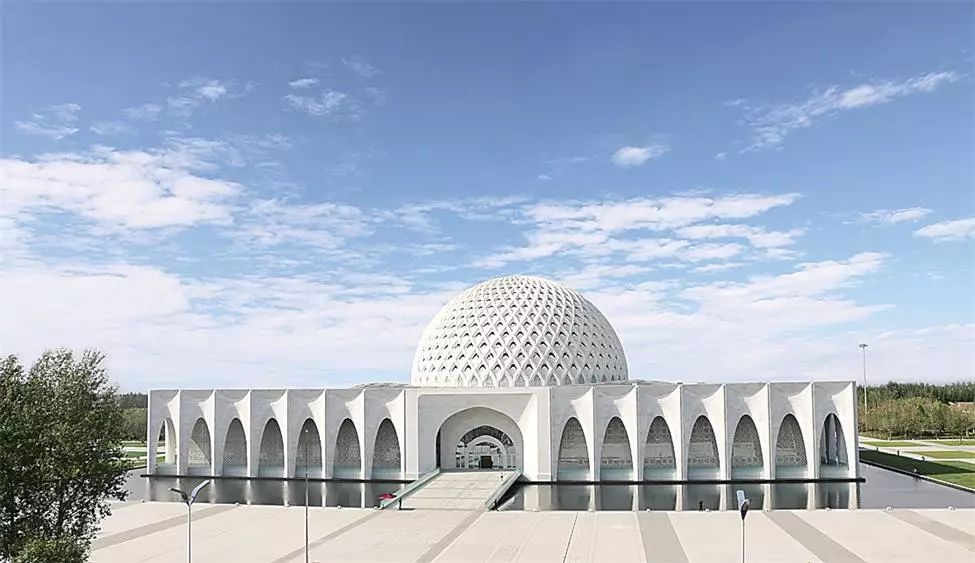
xmin=435 ymin=406 xmax=524 ymax=471
xmin=456 ymin=426 xmax=516 ymax=470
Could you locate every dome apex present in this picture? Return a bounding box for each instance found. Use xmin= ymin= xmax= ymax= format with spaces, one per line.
xmin=410 ymin=275 xmax=627 ymax=387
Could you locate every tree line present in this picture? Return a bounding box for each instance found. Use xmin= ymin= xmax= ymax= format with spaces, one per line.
xmin=858 ymin=382 xmax=975 ymax=439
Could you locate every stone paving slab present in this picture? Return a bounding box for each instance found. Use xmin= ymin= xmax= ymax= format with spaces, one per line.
xmin=97 ymin=501 xmax=189 ymax=537
xmin=309 ymin=508 xmax=472 ymax=562
xmin=89 ymin=503 xmax=975 ymax=562
xmin=673 ymin=511 xmax=823 ymax=563
xmin=797 ymin=508 xmax=974 ymax=562
xmin=433 ymin=511 xmax=576 ymax=563
xmin=918 ymin=508 xmax=975 ymax=534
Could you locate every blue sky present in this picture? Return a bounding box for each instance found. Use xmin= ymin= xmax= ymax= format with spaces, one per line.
xmin=2 ymin=2 xmax=973 ymax=390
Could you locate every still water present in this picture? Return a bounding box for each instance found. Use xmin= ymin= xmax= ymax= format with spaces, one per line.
xmin=126 ymin=462 xmax=973 ymax=511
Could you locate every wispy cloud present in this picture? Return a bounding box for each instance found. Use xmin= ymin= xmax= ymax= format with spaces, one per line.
xmin=89 ymin=121 xmax=134 ymax=136
xmin=676 ymin=224 xmax=805 ymax=248
xmin=122 ymin=103 xmax=162 ymax=121
xmin=14 ymin=103 xmax=81 ymax=140
xmin=859 ymin=207 xmax=932 ymax=224
xmin=732 ymin=70 xmax=959 ymax=152
xmin=289 ymin=77 xmax=320 ymax=88
xmin=611 ymin=144 xmax=669 ymax=167
xmin=342 ymin=56 xmax=380 ymax=78
xmin=473 ymin=193 xmax=802 ymax=268
xmin=1 ymin=142 xmax=242 ymax=230
xmin=914 ymin=217 xmax=975 ymax=241
xmin=284 ymin=90 xmax=350 ymax=116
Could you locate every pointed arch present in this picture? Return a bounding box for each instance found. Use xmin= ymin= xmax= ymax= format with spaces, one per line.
xmin=731 ymin=415 xmax=763 ymax=478
xmin=529 ymin=374 xmax=542 ymax=387
xmin=188 ymin=418 xmax=211 ymax=474
xmin=372 ymin=419 xmax=401 ymax=478
xmin=333 ymin=418 xmax=361 ymax=478
xmin=644 ymin=416 xmax=676 ymax=476
xmin=258 ymin=418 xmax=284 ymax=477
xmin=820 ymin=413 xmax=848 ymax=470
xmin=599 ymin=417 xmax=633 ymax=480
xmin=686 ymin=416 xmax=719 ymax=475
xmin=776 ymin=414 xmax=807 ymax=475
xmin=222 ymin=418 xmax=247 ymax=476
xmin=295 ymin=418 xmax=322 ymax=478
xmin=152 ymin=417 xmax=177 ymax=474
xmin=557 ymin=417 xmax=590 ymax=480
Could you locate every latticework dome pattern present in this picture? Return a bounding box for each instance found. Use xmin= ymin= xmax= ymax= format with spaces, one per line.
xmin=411 ymin=276 xmax=628 ymax=387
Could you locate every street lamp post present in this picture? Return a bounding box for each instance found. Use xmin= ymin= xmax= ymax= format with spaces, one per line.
xmin=859 ymin=343 xmax=869 ymax=410
xmin=303 ymin=426 xmax=310 ymax=563
xmin=737 ymin=490 xmax=750 ymax=563
xmin=169 ymin=480 xmax=211 ymax=563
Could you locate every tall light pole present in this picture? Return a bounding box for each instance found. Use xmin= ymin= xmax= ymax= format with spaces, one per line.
xmin=737 ymin=490 xmax=750 ymax=563
xmin=859 ymin=343 xmax=869 ymax=410
xmin=170 ymin=480 xmax=211 ymax=563
xmin=303 ymin=426 xmax=310 ymax=563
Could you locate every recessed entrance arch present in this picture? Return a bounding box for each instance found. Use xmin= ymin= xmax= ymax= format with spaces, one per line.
xmin=435 ymin=407 xmax=524 ymax=471
xmin=455 ymin=426 xmax=516 ymax=469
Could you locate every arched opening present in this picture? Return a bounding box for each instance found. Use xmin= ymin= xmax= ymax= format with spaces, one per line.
xmin=731 ymin=415 xmax=764 ymax=479
xmin=644 ymin=416 xmax=676 ymax=479
xmin=557 ymin=417 xmax=590 ymax=481
xmin=222 ymin=418 xmax=247 ymax=477
xmin=154 ymin=417 xmax=177 ymax=474
xmin=372 ymin=419 xmax=401 ymax=479
xmin=686 ymin=415 xmax=719 ymax=479
xmin=333 ymin=419 xmax=361 ymax=478
xmin=295 ymin=418 xmax=322 ymax=478
xmin=600 ymin=417 xmax=633 ymax=481
xmin=187 ymin=418 xmax=212 ymax=475
xmin=775 ymin=414 xmax=808 ymax=477
xmin=258 ymin=418 xmax=284 ymax=477
xmin=819 ymin=413 xmax=848 ymax=476
xmin=435 ymin=407 xmax=524 ymax=471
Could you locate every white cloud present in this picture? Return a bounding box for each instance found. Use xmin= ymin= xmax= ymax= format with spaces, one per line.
xmin=342 ymin=56 xmax=380 ymax=78
xmin=284 ymin=90 xmax=349 ymax=116
xmin=14 ymin=103 xmax=81 ymax=140
xmin=0 ymin=144 xmax=241 ymax=230
xmin=537 ymin=174 xmax=552 ymax=182
xmin=676 ymin=224 xmax=805 ymax=248
xmin=475 ymin=193 xmax=802 ymax=268
xmin=859 ymin=207 xmax=932 ymax=224
xmin=611 ymin=144 xmax=669 ymax=168
xmin=164 ymin=78 xmax=248 ymax=117
xmin=914 ymin=217 xmax=975 ymax=241
xmin=89 ymin=121 xmax=134 ymax=136
xmin=122 ymin=103 xmax=162 ymax=121
xmin=236 ymin=199 xmax=370 ymax=250
xmin=734 ymin=70 xmax=959 ymax=152
xmin=693 ymin=262 xmax=743 ymax=274
xmin=289 ymin=77 xmax=319 ymax=88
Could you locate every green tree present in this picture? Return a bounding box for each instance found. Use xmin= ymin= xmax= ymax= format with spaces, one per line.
xmin=121 ymin=408 xmax=147 ymax=442
xmin=0 ymin=350 xmax=129 ymax=559
xmin=13 ymin=536 xmax=85 ymax=563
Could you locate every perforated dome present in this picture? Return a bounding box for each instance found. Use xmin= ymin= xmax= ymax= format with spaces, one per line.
xmin=411 ymin=276 xmax=628 ymax=387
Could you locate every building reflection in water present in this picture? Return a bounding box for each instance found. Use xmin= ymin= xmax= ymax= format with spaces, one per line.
xmin=147 ymin=477 xmax=404 ymax=508
xmin=502 ymin=482 xmax=860 ymax=511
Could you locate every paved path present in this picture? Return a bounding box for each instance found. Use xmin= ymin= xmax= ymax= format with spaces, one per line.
xmin=860 ymin=436 xmax=975 ymax=464
xmin=91 ymin=502 xmax=975 ymax=562
xmin=402 ymin=470 xmax=509 ymax=510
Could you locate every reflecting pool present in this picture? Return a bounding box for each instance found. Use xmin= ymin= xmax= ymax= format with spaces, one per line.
xmin=125 ymin=462 xmax=974 ymax=511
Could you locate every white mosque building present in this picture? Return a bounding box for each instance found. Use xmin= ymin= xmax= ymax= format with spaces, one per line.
xmin=147 ymin=275 xmax=858 ymax=483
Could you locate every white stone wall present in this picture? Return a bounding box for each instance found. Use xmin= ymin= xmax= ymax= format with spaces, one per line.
xmin=148 ymin=381 xmax=858 ymax=482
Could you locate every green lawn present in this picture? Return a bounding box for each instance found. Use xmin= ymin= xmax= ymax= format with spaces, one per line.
xmin=860 ymin=449 xmax=975 ymax=489
xmin=860 ymin=440 xmax=921 ymax=447
xmin=927 ymin=439 xmax=975 ymax=446
xmin=907 ymin=450 xmax=975 ymax=459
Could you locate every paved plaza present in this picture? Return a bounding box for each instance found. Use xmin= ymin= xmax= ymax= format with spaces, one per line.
xmin=91 ymin=500 xmax=975 ymax=562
